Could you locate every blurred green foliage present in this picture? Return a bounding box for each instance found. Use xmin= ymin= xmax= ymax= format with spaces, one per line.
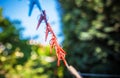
xmin=0 ymin=8 xmax=64 ymax=78
xmin=58 ymin=0 xmax=120 ymax=77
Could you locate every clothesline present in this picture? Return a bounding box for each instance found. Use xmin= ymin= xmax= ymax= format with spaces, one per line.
xmin=27 ymin=1 xmax=120 ymax=78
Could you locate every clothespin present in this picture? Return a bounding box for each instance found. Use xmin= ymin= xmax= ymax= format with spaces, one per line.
xmin=28 ymin=0 xmax=42 ymax=16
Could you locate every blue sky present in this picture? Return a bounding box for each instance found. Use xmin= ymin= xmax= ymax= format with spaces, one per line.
xmin=0 ymin=0 xmax=63 ymax=45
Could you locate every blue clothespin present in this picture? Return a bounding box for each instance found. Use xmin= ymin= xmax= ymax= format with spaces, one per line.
xmin=28 ymin=0 xmax=42 ymax=16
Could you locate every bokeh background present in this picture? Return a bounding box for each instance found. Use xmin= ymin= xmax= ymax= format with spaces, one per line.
xmin=0 ymin=0 xmax=120 ymax=78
